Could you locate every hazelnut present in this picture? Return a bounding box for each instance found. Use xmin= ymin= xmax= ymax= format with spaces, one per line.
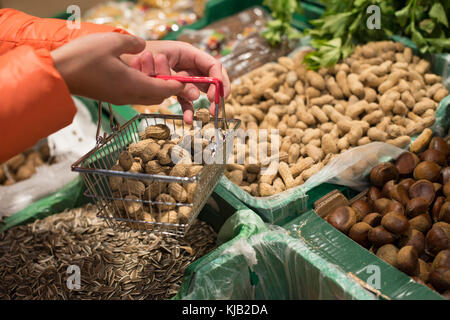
xmin=409 ymin=180 xmax=436 ymax=205
xmin=370 ymin=162 xmax=399 ymax=187
xmin=326 ymin=206 xmax=357 ymax=234
xmin=439 ymin=202 xmax=450 ymax=223
xmin=425 ymin=222 xmax=450 ymax=256
xmin=413 ymin=161 xmax=442 ymax=182
xmin=399 ymin=229 xmax=425 ymax=256
xmin=376 ymin=244 xmax=399 ymax=267
xmin=410 ymin=213 xmax=433 ymax=234
xmin=351 ymin=200 xmax=371 ymax=221
xmin=398 ymin=178 xmax=416 ymax=191
xmin=389 ymin=184 xmax=409 ymax=206
xmin=363 ymin=212 xmax=382 ymax=227
xmin=420 ymin=149 xmax=447 ymax=166
xmin=428 ymin=268 xmax=450 ymax=292
xmin=349 ymin=222 xmax=372 ymax=248
xmin=381 ymin=212 xmax=410 ymax=235
xmin=406 ymin=197 xmax=429 ymax=219
xmin=432 ymin=250 xmax=450 ymax=270
xmin=432 ymin=196 xmax=446 ymax=222
xmin=397 ymin=245 xmax=419 ymax=276
xmin=429 ymin=137 xmax=450 ymax=157
xmin=395 ymin=152 xmax=420 ymax=176
xmin=368 ymin=226 xmax=396 ymax=247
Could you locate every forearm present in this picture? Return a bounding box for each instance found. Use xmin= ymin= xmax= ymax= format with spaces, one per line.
xmin=0 ymin=46 xmax=76 ymax=163
xmin=0 ymin=8 xmax=128 ymax=55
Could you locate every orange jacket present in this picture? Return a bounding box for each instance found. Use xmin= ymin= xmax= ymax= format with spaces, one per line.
xmin=0 ymin=9 xmax=128 ymax=163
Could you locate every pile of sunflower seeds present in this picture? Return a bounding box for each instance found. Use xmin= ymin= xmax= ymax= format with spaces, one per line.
xmin=0 ymin=204 xmax=217 ymax=300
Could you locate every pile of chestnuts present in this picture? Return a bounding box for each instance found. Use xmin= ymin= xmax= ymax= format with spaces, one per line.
xmin=324 ymin=133 xmax=450 ymax=298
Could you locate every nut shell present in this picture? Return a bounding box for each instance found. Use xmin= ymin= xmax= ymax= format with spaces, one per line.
xmin=326 ymin=206 xmax=357 ymax=234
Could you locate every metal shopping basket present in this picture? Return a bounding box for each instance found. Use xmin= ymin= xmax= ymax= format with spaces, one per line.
xmin=72 ymin=76 xmax=240 ymax=237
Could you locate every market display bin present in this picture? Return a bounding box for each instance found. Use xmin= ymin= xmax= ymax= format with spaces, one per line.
xmin=175 ymin=205 xmax=378 ymax=300
xmin=282 ymin=210 xmax=445 ymax=300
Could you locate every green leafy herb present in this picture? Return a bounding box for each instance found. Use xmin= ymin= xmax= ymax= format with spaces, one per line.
xmin=261 ymin=0 xmax=302 ymax=47
xmin=304 ymin=0 xmax=450 ymax=69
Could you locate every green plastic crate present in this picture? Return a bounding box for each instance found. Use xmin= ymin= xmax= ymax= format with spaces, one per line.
xmin=282 ymin=210 xmax=445 ymax=300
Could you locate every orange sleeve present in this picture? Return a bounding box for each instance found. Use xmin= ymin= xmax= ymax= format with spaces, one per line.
xmin=0 ymin=46 xmax=77 ymax=163
xmin=0 ymin=9 xmax=130 ymax=163
xmin=0 ymin=8 xmax=129 ymax=54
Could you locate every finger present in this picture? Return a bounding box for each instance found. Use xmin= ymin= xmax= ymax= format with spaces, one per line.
xmin=120 ymin=65 xmax=185 ymax=104
xmin=174 ymin=71 xmax=200 ymax=102
xmin=129 ymin=56 xmax=141 ymax=71
xmin=140 ymin=51 xmax=155 ymax=76
xmin=155 ymin=53 xmax=172 ymax=75
xmin=178 ymin=96 xmax=194 ymax=124
xmin=111 ymin=33 xmax=146 ymax=56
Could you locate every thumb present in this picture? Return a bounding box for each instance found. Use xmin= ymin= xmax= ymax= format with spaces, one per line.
xmin=110 ymin=33 xmax=146 ymax=56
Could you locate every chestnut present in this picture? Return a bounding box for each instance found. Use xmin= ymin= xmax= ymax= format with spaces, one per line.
xmin=434 ymin=183 xmax=443 ymax=193
xmin=405 ymin=197 xmax=429 ymax=219
xmin=418 ymin=259 xmax=431 ymax=282
xmin=326 ymin=206 xmax=357 ymax=234
xmin=409 ymin=213 xmax=433 ymax=234
xmin=439 ymin=202 xmax=450 ymax=223
xmin=395 ymin=152 xmax=420 ymax=176
xmin=441 ymin=167 xmax=450 ymax=185
xmin=398 ymin=178 xmax=416 ymax=191
xmin=381 ymin=180 xmax=396 ymax=198
xmin=348 ymin=222 xmax=372 ymax=248
xmin=362 ymin=212 xmax=382 ymax=227
xmin=428 ymin=267 xmax=450 ymax=292
xmin=432 ymin=196 xmax=446 ymax=222
xmin=399 ymin=229 xmax=425 ymax=256
xmin=413 ymin=161 xmax=442 ymax=182
xmin=370 ymin=162 xmax=399 ymax=188
xmin=367 ymin=186 xmax=382 ymax=204
xmin=420 ymin=149 xmax=447 ymax=166
xmin=429 ymin=137 xmax=450 ymax=157
xmin=389 ymin=184 xmax=409 ymax=206
xmin=373 ymin=198 xmax=392 ymax=215
xmin=425 ymin=222 xmax=450 ymax=256
xmin=376 ymin=244 xmax=398 ymax=267
xmin=351 ymin=200 xmax=371 ymax=221
xmin=368 ymin=226 xmax=396 ymax=247
xmin=444 ymin=181 xmax=450 ymax=197
xmin=381 ymin=212 xmax=410 ymax=235
xmin=409 ymin=180 xmax=436 ymax=205
xmin=397 ymin=245 xmax=419 ymax=276
xmin=386 ymin=199 xmax=405 ymax=215
xmin=432 ymin=250 xmax=450 ymax=270
xmin=443 ymin=290 xmax=450 ymax=300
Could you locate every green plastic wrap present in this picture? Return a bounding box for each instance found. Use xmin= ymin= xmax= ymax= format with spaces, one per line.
xmin=175 ymin=209 xmax=377 ymax=300
xmin=283 ymin=210 xmax=445 ymax=300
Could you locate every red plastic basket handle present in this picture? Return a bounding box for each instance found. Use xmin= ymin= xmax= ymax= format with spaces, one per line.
xmin=153 ymin=75 xmax=224 ymax=104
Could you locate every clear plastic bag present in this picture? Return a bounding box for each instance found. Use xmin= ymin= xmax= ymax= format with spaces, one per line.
xmin=302 ymin=142 xmax=406 ymax=193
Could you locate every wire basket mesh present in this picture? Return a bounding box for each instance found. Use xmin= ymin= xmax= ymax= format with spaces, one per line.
xmin=72 ymin=112 xmax=240 ymax=237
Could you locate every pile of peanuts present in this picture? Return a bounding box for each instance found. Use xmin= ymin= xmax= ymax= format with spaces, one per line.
xmin=109 ymin=123 xmax=206 ymax=227
xmin=0 ymin=143 xmax=52 ymax=186
xmin=223 ymin=40 xmax=449 ymax=197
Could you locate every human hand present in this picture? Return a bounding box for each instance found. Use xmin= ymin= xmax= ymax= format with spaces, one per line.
xmin=50 ymin=32 xmax=186 ymax=105
xmin=123 ymin=40 xmax=231 ymax=124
